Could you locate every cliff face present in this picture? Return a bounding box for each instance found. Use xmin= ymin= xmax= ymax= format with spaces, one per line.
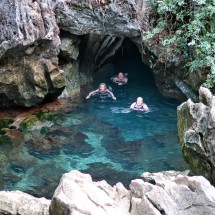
xmin=0 ymin=0 xmax=207 ymax=106
xmin=0 ymin=0 xmax=64 ymax=107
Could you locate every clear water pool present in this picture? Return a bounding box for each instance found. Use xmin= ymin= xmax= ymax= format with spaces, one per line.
xmin=0 ymin=46 xmax=188 ymax=198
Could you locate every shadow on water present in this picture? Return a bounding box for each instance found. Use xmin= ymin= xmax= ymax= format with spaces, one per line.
xmin=0 ymin=38 xmax=189 ymax=198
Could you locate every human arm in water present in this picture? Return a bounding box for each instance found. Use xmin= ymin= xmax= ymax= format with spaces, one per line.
xmin=130 ymin=102 xmax=137 ymax=110
xmin=142 ymin=103 xmax=149 ymax=111
xmin=106 ymin=89 xmax=116 ymax=100
xmin=86 ymin=89 xmax=99 ymax=99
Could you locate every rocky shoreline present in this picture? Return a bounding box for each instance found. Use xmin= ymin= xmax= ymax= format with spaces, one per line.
xmin=1 ymin=170 xmax=215 ymax=215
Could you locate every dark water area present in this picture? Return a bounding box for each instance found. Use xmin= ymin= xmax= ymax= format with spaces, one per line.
xmin=0 ymin=39 xmax=188 ymax=198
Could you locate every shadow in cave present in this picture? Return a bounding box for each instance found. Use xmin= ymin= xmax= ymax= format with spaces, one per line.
xmin=94 ymin=37 xmax=157 ymax=95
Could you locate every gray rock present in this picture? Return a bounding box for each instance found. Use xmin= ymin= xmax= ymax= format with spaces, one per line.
xmin=131 ymin=171 xmax=215 ymax=215
xmin=49 ymin=170 xmax=215 ymax=215
xmin=0 ymin=0 xmax=65 ymax=107
xmin=0 ymin=190 xmax=50 ymax=215
xmin=60 ymin=33 xmax=80 ymax=60
xmin=1 ymin=170 xmax=215 ymax=215
xmin=54 ymin=0 xmax=141 ymax=37
xmin=178 ymin=87 xmax=215 ymax=182
xmin=49 ymin=170 xmax=131 ymax=215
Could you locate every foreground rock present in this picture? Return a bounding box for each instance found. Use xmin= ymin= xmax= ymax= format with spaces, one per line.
xmin=0 ymin=190 xmax=50 ymax=215
xmin=49 ymin=170 xmax=131 ymax=215
xmin=49 ymin=170 xmax=215 ymax=215
xmin=1 ymin=170 xmax=215 ymax=215
xmin=178 ymin=87 xmax=215 ymax=182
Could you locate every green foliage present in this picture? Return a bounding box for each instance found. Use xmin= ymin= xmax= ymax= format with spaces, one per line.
xmin=144 ymin=0 xmax=215 ymax=89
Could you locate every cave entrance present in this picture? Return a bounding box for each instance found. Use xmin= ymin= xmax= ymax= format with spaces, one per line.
xmin=93 ymin=37 xmax=157 ymax=100
xmin=112 ymin=37 xmax=155 ymax=89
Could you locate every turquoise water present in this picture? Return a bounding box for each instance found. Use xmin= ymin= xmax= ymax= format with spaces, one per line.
xmin=0 ymin=45 xmax=188 ymax=198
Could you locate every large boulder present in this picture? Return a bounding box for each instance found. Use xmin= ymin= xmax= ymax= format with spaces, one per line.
xmin=49 ymin=170 xmax=131 ymax=215
xmin=0 ymin=190 xmax=50 ymax=215
xmin=177 ymin=87 xmax=215 ymax=182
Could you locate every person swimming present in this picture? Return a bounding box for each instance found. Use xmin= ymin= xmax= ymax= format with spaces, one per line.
xmin=130 ymin=97 xmax=149 ymax=111
xmin=86 ymin=83 xmax=116 ymax=100
xmin=111 ymin=72 xmax=128 ymax=85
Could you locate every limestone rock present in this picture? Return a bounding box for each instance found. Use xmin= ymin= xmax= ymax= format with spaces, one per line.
xmin=58 ymin=32 xmax=80 ymax=98
xmin=0 ymin=190 xmax=50 ymax=215
xmin=49 ymin=170 xmax=215 ymax=215
xmin=130 ymin=171 xmax=215 ymax=215
xmin=0 ymin=0 xmax=65 ymax=107
xmin=0 ymin=170 xmax=215 ymax=215
xmin=177 ymin=87 xmax=215 ymax=182
xmin=49 ymin=170 xmax=131 ymax=215
xmin=54 ymin=0 xmax=141 ymax=37
xmin=60 ymin=33 xmax=80 ymax=61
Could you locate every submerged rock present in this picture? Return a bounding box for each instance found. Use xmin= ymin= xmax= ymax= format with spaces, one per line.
xmin=178 ymin=87 xmax=215 ymax=182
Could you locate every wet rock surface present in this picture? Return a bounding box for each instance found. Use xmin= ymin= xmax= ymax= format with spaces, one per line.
xmin=178 ymin=87 xmax=215 ymax=183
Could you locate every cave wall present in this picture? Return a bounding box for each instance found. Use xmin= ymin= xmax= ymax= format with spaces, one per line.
xmin=0 ymin=0 xmax=65 ymax=107
xmin=0 ymin=0 xmax=207 ymax=107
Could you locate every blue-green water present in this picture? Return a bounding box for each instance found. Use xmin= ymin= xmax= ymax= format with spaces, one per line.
xmin=0 ymin=50 xmax=188 ymax=198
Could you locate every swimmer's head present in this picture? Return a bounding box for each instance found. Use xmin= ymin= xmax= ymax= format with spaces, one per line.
xmin=118 ymin=72 xmax=124 ymax=79
xmin=136 ymin=97 xmax=143 ymax=105
xmin=99 ymin=83 xmax=107 ymax=92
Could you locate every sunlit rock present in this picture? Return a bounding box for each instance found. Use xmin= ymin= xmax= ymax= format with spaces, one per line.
xmin=131 ymin=171 xmax=215 ymax=215
xmin=0 ymin=170 xmax=215 ymax=215
xmin=178 ymin=87 xmax=215 ymax=182
xmin=49 ymin=170 xmax=131 ymax=215
xmin=0 ymin=190 xmax=50 ymax=215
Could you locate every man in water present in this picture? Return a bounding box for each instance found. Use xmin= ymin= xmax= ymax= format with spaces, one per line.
xmin=130 ymin=97 xmax=149 ymax=111
xmin=111 ymin=72 xmax=128 ymax=85
xmin=86 ymin=83 xmax=116 ymax=100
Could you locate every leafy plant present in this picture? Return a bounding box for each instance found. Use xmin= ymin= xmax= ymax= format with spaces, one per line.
xmin=143 ymin=0 xmax=215 ymax=90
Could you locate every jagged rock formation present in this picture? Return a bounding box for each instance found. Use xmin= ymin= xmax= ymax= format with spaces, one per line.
xmin=0 ymin=0 xmax=65 ymax=107
xmin=58 ymin=31 xmax=81 ymax=98
xmin=178 ymin=87 xmax=215 ymax=182
xmin=1 ymin=170 xmax=215 ymax=215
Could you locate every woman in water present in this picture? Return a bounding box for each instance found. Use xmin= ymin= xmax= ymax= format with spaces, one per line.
xmin=130 ymin=97 xmax=149 ymax=111
xmin=111 ymin=72 xmax=128 ymax=85
xmin=86 ymin=83 xmax=116 ymax=100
